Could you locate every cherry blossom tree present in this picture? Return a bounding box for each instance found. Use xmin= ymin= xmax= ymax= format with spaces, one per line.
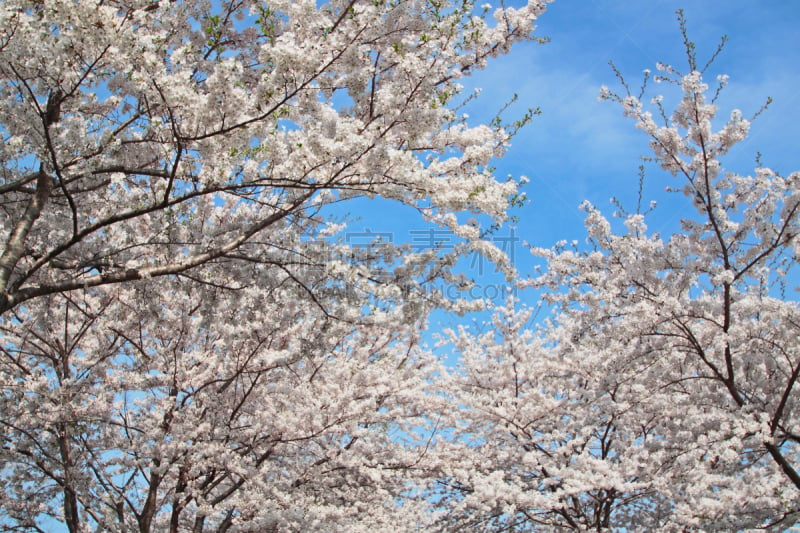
xmin=0 ymin=0 xmax=549 ymax=530
xmin=1 ymin=270 xmax=445 ymax=532
xmin=0 ymin=0 xmax=544 ymax=313
xmin=437 ymin=16 xmax=800 ymax=531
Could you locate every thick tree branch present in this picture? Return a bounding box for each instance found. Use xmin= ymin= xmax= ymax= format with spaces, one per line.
xmin=1 ymin=190 xmax=314 ymax=313
xmin=0 ymin=170 xmax=52 ymax=299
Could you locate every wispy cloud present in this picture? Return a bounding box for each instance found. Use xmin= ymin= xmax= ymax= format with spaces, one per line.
xmin=458 ymin=0 xmax=800 ymax=251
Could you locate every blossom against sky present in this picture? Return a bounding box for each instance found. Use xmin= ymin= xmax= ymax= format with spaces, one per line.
xmin=352 ymin=1 xmax=799 ymax=273
xmin=490 ymin=0 xmax=800 ymax=251
xmin=334 ymin=1 xmax=799 ymax=325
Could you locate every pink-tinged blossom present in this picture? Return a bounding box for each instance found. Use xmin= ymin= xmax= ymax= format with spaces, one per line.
xmin=0 ymin=0 xmax=550 ymax=530
xmin=436 ymin=34 xmax=800 ymax=531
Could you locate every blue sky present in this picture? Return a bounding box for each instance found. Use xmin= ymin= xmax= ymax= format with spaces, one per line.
xmin=483 ymin=0 xmax=800 ymax=248
xmin=465 ymin=1 xmax=800 ymax=302
xmin=341 ymin=1 xmax=800 ymax=332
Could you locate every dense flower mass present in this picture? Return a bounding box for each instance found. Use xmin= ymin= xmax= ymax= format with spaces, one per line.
xmin=0 ymin=0 xmax=548 ymax=530
xmin=433 ymin=22 xmax=800 ymax=530
xmin=1 ymin=2 xmax=798 ymax=531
